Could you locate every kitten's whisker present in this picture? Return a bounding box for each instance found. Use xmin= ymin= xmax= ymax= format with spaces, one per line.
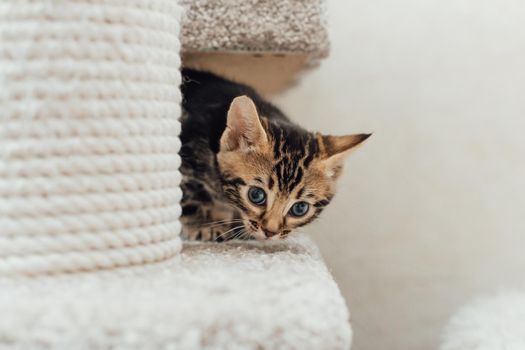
xmin=200 ymin=220 xmax=244 ymax=229
xmin=206 ymin=218 xmax=243 ymax=224
xmin=203 ymin=218 xmax=242 ymax=224
xmin=185 ymin=220 xmax=240 ymax=229
xmin=202 ymin=219 xmax=243 ymax=227
xmin=214 ymin=228 xmax=236 ymax=242
xmin=203 ymin=222 xmax=240 ymax=230
xmin=230 ymin=231 xmax=241 ymax=241
xmin=225 ymin=225 xmax=247 ymax=241
xmin=229 ymin=228 xmax=247 ymax=241
xmin=215 ymin=224 xmax=245 ymax=241
xmin=236 ymin=230 xmax=249 ymax=241
xmin=238 ymin=230 xmax=252 ymax=241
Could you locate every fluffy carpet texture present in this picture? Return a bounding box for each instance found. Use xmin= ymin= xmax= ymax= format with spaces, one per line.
xmin=180 ymin=0 xmax=329 ymax=61
xmin=0 ymin=0 xmax=183 ymax=275
xmin=440 ymin=291 xmax=525 ymax=350
xmin=0 ymin=235 xmax=351 ymax=350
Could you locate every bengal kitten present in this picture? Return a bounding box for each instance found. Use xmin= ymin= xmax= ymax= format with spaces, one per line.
xmin=180 ymin=69 xmax=370 ymax=241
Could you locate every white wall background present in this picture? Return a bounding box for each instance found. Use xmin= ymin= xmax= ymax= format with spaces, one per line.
xmin=273 ymin=0 xmax=525 ymax=349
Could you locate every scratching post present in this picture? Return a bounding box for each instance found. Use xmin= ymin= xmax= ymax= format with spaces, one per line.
xmin=0 ymin=0 xmax=183 ymax=276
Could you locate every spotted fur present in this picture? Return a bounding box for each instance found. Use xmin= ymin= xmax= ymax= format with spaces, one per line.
xmin=180 ymin=69 xmax=370 ymax=241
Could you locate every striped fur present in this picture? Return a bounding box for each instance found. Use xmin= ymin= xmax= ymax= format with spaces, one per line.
xmin=179 ymin=69 xmax=370 ymax=241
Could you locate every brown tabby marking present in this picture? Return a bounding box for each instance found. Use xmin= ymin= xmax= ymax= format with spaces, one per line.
xmin=181 ymin=95 xmax=370 ymax=241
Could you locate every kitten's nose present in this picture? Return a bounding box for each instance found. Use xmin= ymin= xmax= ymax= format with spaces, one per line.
xmin=261 ymin=218 xmax=280 ymax=237
xmin=263 ymin=229 xmax=279 ymax=238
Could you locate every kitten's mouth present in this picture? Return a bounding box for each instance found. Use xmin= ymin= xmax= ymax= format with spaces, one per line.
xmin=244 ymin=220 xmax=290 ymax=241
xmin=251 ymin=230 xmax=268 ymax=241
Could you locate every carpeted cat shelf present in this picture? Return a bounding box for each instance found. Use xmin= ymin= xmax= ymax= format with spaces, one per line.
xmin=0 ymin=1 xmax=350 ymax=349
xmin=180 ymin=0 xmax=330 ymax=94
xmin=440 ymin=292 xmax=525 ymax=350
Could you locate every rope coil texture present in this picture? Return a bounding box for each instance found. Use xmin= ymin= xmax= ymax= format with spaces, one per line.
xmin=0 ymin=0 xmax=183 ymax=276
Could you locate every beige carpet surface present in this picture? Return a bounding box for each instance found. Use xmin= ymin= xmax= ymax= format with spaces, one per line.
xmin=0 ymin=235 xmax=351 ymax=350
xmin=180 ymin=0 xmax=329 ymax=61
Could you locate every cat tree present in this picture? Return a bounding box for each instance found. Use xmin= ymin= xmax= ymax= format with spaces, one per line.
xmin=0 ymin=1 xmax=350 ymax=349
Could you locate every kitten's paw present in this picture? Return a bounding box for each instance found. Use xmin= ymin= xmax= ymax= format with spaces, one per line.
xmin=183 ymin=226 xmax=225 ymax=242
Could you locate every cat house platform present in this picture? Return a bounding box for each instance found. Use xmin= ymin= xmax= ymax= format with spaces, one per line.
xmin=180 ymin=0 xmax=329 ymax=94
xmin=0 ymin=0 xmax=349 ymax=349
xmin=0 ymin=235 xmax=351 ymax=349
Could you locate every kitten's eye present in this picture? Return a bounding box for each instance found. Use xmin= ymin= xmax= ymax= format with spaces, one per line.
xmin=248 ymin=186 xmax=266 ymax=205
xmin=289 ymin=201 xmax=310 ymax=217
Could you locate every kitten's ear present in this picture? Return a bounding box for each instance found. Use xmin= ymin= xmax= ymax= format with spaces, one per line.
xmin=220 ymin=95 xmax=268 ymax=152
xmin=319 ymin=133 xmax=371 ymax=178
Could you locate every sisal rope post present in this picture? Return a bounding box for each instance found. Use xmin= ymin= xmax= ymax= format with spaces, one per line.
xmin=0 ymin=0 xmax=183 ymax=276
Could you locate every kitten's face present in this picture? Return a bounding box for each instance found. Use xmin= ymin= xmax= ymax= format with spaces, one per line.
xmin=217 ymin=96 xmax=370 ymax=240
